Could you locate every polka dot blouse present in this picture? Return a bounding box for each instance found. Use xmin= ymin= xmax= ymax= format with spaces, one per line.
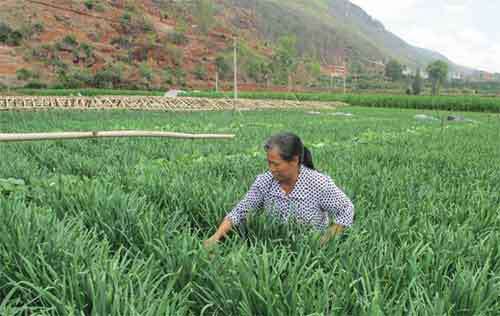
xmin=226 ymin=165 xmax=355 ymax=231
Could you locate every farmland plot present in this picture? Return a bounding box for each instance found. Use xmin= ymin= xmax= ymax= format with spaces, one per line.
xmin=0 ymin=107 xmax=499 ymax=315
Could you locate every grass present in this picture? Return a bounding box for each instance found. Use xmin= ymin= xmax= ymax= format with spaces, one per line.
xmin=11 ymin=88 xmax=165 ymax=97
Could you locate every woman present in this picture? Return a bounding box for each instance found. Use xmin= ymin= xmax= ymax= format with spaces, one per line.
xmin=204 ymin=132 xmax=354 ymax=247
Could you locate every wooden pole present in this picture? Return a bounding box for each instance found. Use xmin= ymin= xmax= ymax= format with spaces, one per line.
xmin=0 ymin=131 xmax=235 ymax=142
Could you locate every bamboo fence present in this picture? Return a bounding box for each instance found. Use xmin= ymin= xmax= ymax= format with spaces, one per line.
xmin=0 ymin=96 xmax=345 ymax=112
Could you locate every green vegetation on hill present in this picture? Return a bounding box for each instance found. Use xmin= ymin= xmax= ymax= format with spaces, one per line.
xmin=224 ymin=0 xmax=461 ymax=74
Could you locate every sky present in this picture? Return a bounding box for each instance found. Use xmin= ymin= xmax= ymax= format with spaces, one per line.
xmin=349 ymin=0 xmax=500 ymax=73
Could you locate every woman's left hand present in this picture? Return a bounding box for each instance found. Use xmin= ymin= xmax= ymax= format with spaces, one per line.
xmin=320 ymin=224 xmax=344 ymax=246
xmin=319 ymin=233 xmax=331 ymax=246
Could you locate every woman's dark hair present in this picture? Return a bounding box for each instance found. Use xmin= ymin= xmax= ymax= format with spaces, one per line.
xmin=264 ymin=132 xmax=315 ymax=170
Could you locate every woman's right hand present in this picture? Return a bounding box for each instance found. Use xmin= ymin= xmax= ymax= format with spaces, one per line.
xmin=203 ymin=218 xmax=233 ymax=249
xmin=203 ymin=236 xmax=219 ymax=249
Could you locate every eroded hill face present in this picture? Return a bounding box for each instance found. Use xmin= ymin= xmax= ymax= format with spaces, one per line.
xmin=0 ymin=0 xmax=251 ymax=88
xmin=0 ymin=0 xmax=465 ymax=89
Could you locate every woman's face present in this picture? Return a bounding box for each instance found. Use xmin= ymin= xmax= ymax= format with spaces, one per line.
xmin=267 ymin=148 xmax=299 ymax=183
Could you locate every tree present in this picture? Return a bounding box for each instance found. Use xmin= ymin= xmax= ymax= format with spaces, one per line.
xmin=62 ymin=35 xmax=78 ymax=48
xmin=246 ymin=56 xmax=267 ymax=83
xmin=58 ymin=68 xmax=93 ymax=88
xmin=139 ymin=62 xmax=153 ymax=81
xmin=195 ymin=0 xmax=214 ymax=34
xmin=163 ymin=67 xmax=174 ymax=85
xmin=7 ymin=31 xmax=23 ymax=46
xmin=80 ymin=43 xmax=95 ymax=60
xmin=84 ymin=0 xmax=95 ymax=10
xmin=412 ymin=68 xmax=423 ymax=95
xmin=0 ymin=23 xmax=11 ymax=43
xmin=294 ymin=59 xmax=321 ymax=87
xmin=167 ymin=31 xmax=188 ymax=45
xmin=120 ymin=10 xmax=153 ymax=35
xmin=271 ymin=36 xmax=298 ymax=85
xmin=0 ymin=23 xmax=23 ymax=46
xmin=215 ymin=56 xmax=230 ymax=79
xmin=194 ymin=64 xmax=207 ymax=80
xmin=426 ymin=60 xmax=448 ymax=95
xmin=16 ymin=68 xmax=34 ymax=81
xmin=385 ymin=59 xmax=403 ymax=81
xmin=173 ymin=67 xmax=186 ymax=87
xmin=94 ymin=63 xmax=126 ymax=88
xmin=306 ymin=60 xmax=321 ymax=79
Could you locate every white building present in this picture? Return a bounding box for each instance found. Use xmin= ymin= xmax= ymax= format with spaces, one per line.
xmin=402 ymin=67 xmax=414 ymax=76
xmin=450 ymin=72 xmax=463 ymax=80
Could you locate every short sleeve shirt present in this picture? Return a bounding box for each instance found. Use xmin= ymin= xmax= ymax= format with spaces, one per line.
xmin=226 ymin=165 xmax=354 ymax=231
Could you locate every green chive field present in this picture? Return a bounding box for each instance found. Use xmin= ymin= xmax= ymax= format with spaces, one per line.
xmin=180 ymin=91 xmax=500 ymax=113
xmin=1 ymin=107 xmax=499 ymax=315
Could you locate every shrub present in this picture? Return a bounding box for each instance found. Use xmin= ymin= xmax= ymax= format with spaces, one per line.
xmin=0 ymin=23 xmax=22 ymax=45
xmin=49 ymin=58 xmax=68 ymax=72
xmin=93 ymin=63 xmax=126 ymax=88
xmin=84 ymin=0 xmax=95 ymax=10
xmin=139 ymin=62 xmax=153 ymax=81
xmin=165 ymin=44 xmax=184 ymax=66
xmin=33 ymin=22 xmax=44 ymax=34
xmin=62 ymin=35 xmax=78 ymax=48
xmin=120 ymin=12 xmax=132 ymax=29
xmin=58 ymin=68 xmax=94 ymax=88
xmin=163 ymin=68 xmax=174 ymax=85
xmin=16 ymin=68 xmax=34 ymax=81
xmin=111 ymin=36 xmax=132 ymax=49
xmin=95 ymin=3 xmax=105 ymax=12
xmin=23 ymin=81 xmax=47 ymax=89
xmin=167 ymin=31 xmax=189 ymax=45
xmin=19 ymin=21 xmax=44 ymax=39
xmin=194 ymin=64 xmax=207 ymax=80
xmin=121 ymin=11 xmax=154 ymax=34
xmin=79 ymin=43 xmax=94 ymax=59
xmin=173 ymin=67 xmax=186 ymax=86
xmin=0 ymin=23 xmax=12 ymax=42
xmin=215 ymin=56 xmax=230 ymax=79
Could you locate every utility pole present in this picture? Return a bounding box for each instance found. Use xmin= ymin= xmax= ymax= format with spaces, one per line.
xmin=215 ymin=70 xmax=219 ymax=92
xmin=233 ymin=36 xmax=238 ymax=101
xmin=343 ymin=64 xmax=347 ymax=95
xmin=343 ymin=46 xmax=351 ymax=95
xmin=343 ymin=73 xmax=346 ymax=94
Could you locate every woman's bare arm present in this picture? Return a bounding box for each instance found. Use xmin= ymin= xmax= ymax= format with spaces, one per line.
xmin=203 ymin=218 xmax=233 ymax=248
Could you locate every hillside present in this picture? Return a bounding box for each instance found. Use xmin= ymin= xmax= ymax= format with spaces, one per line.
xmin=0 ymin=0 xmax=472 ymax=89
xmin=0 ymin=0 xmax=243 ymax=88
xmin=236 ymin=0 xmax=471 ymax=72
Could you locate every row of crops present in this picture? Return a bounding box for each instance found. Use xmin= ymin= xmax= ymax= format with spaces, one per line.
xmin=1 ymin=108 xmax=500 ymax=314
xmin=181 ymin=91 xmax=500 ymax=113
xmin=8 ymin=88 xmax=500 ymax=113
